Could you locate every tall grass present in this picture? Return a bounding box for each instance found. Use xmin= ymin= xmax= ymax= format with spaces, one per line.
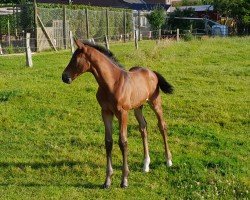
xmin=0 ymin=37 xmax=249 ymax=199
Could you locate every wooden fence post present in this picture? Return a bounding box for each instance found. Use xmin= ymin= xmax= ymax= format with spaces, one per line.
xmin=135 ymin=30 xmax=138 ymax=50
xmin=69 ymin=31 xmax=74 ymax=54
xmin=63 ymin=5 xmax=67 ymax=49
xmin=26 ymin=33 xmax=33 ymax=67
xmin=85 ymin=8 xmax=89 ymax=39
xmin=123 ymin=10 xmax=126 ymax=43
xmin=205 ymin=18 xmax=208 ymax=35
xmin=137 ymin=10 xmax=141 ymax=41
xmin=7 ymin=19 xmax=11 ymax=47
xmin=104 ymin=35 xmax=109 ymax=50
xmin=33 ymin=0 xmax=38 ymax=51
xmin=177 ymin=28 xmax=180 ymax=42
xmin=106 ymin=9 xmax=109 ymax=40
xmin=0 ymin=44 xmax=3 ymax=55
xmin=91 ymin=38 xmax=95 ymax=44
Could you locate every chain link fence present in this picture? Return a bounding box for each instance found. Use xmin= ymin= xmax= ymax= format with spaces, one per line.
xmin=0 ymin=4 xmax=134 ymax=54
xmin=0 ymin=4 xmax=34 ymax=54
xmin=1 ymin=4 xmax=224 ymax=55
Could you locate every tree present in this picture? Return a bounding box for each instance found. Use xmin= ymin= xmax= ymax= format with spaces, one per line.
xmin=146 ymin=6 xmax=166 ymax=31
xmin=205 ymin=0 xmax=250 ymax=34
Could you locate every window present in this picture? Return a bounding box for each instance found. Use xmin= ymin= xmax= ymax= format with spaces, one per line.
xmin=140 ymin=16 xmax=148 ymax=27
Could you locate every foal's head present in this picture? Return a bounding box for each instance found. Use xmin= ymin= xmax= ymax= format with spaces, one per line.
xmin=62 ymin=39 xmax=91 ymax=84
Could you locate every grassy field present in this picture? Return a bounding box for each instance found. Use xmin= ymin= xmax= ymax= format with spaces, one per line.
xmin=0 ymin=37 xmax=249 ymax=199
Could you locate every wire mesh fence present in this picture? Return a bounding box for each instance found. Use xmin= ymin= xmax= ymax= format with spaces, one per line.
xmin=1 ymin=4 xmax=215 ymax=56
xmin=0 ymin=4 xmax=134 ymax=54
xmin=0 ymin=4 xmax=34 ymax=54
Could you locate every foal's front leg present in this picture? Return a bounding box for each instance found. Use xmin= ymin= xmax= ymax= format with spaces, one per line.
xmin=102 ymin=109 xmax=114 ymax=188
xmin=117 ymin=110 xmax=129 ymax=188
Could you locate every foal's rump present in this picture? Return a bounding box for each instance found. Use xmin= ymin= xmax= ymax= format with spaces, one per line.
xmin=129 ymin=66 xmax=174 ymax=95
xmin=129 ymin=66 xmax=158 ymax=93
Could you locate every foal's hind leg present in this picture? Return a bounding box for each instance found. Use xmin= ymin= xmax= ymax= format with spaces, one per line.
xmin=134 ymin=106 xmax=150 ymax=172
xmin=149 ymin=94 xmax=172 ymax=167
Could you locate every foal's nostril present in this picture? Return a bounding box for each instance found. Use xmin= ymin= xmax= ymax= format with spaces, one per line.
xmin=62 ymin=73 xmax=72 ymax=84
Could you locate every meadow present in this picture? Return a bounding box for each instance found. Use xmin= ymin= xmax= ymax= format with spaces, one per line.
xmin=0 ymin=37 xmax=249 ymax=199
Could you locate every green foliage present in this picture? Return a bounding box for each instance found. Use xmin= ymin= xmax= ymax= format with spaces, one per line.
xmin=4 ymin=44 xmax=15 ymax=53
xmin=37 ymin=2 xmax=131 ymax=12
xmin=174 ymin=0 xmax=207 ymax=6
xmin=206 ymin=0 xmax=250 ymax=33
xmin=0 ymin=37 xmax=249 ymax=199
xmin=0 ymin=15 xmax=15 ymax=34
xmin=183 ymin=31 xmax=195 ymax=41
xmin=167 ymin=8 xmax=197 ymax=32
xmin=19 ymin=3 xmax=34 ymax=31
xmin=0 ymin=0 xmax=31 ymax=4
xmin=146 ymin=6 xmax=166 ymax=30
xmin=0 ymin=2 xmax=33 ymax=35
xmin=181 ymin=0 xmax=204 ymax=6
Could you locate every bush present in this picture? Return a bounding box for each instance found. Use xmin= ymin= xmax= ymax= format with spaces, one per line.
xmin=146 ymin=6 xmax=166 ymax=31
xmin=183 ymin=31 xmax=195 ymax=41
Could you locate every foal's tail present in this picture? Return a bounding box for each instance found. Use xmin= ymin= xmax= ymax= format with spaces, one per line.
xmin=154 ymin=71 xmax=174 ymax=94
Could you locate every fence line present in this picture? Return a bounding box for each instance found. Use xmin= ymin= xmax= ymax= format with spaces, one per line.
xmin=0 ymin=28 xmax=208 ymax=55
xmin=1 ymin=3 xmax=218 ymax=55
xmin=33 ymin=5 xmax=133 ymax=52
xmin=0 ymin=4 xmax=133 ymax=53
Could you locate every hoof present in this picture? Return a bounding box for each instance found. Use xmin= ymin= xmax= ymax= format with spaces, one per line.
xmin=120 ymin=183 xmax=128 ymax=188
xmin=143 ymin=157 xmax=150 ymax=172
xmin=102 ymin=179 xmax=111 ymax=189
xmin=102 ymin=183 xmax=111 ymax=189
xmin=167 ymin=160 xmax=173 ymax=167
xmin=120 ymin=180 xmax=128 ymax=188
xmin=143 ymin=166 xmax=150 ymax=172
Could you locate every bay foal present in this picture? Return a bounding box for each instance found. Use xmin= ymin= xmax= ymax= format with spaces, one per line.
xmin=62 ymin=39 xmax=173 ymax=188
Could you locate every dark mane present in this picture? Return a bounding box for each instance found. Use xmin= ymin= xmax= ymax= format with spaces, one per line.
xmin=83 ymin=41 xmax=124 ymax=69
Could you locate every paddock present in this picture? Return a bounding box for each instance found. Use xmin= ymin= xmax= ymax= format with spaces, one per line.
xmin=0 ymin=38 xmax=249 ymax=199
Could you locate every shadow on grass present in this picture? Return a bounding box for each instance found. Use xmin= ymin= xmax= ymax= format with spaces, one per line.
xmin=0 ymin=158 xmax=170 ymax=189
xmin=0 ymin=182 xmax=102 ymax=189
xmin=0 ymin=160 xmax=104 ymax=189
xmin=0 ymin=160 xmax=99 ymax=170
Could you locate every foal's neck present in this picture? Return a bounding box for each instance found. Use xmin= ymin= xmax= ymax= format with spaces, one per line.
xmin=87 ymin=47 xmax=124 ymax=92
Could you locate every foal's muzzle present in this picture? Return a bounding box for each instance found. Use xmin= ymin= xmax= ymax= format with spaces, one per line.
xmin=62 ymin=73 xmax=72 ymax=84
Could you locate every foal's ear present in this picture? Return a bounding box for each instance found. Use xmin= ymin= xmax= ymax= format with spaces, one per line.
xmin=74 ymin=38 xmax=83 ymax=49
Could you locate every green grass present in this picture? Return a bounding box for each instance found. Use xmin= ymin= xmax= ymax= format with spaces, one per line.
xmin=0 ymin=37 xmax=249 ymax=199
